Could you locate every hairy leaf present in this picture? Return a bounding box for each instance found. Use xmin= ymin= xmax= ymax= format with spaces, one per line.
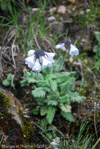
xmin=46 ymin=107 xmax=57 ymax=124
xmin=37 ymin=80 xmax=48 ymax=87
xmin=2 ymin=80 xmax=10 ymax=86
xmin=61 ymin=111 xmax=74 ymax=122
xmin=40 ymin=105 xmax=49 ymax=116
xmin=32 ymin=87 xmax=46 ymax=98
xmin=7 ymin=73 xmax=13 ymax=80
xmin=45 ymin=100 xmax=58 ymax=106
xmin=43 ymin=87 xmax=51 ymax=92
xmin=59 ymin=94 xmax=70 ymax=103
xmin=49 ymin=80 xmax=57 ymax=92
xmin=53 ymin=56 xmax=64 ymax=72
xmin=60 ymin=103 xmax=71 ymax=112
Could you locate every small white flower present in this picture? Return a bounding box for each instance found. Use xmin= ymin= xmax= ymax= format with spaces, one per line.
xmin=32 ymin=59 xmax=41 ymax=72
xmin=55 ymin=43 xmax=66 ymax=51
xmin=69 ymin=44 xmax=79 ymax=57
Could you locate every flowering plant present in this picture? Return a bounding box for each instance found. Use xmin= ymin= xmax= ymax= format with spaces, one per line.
xmin=55 ymin=39 xmax=79 ymax=57
xmin=25 ymin=49 xmax=55 ymax=72
xmin=21 ymin=56 xmax=85 ymax=124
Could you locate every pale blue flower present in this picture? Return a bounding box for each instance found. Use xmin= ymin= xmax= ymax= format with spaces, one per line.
xmin=25 ymin=49 xmax=55 ymax=72
xmin=55 ymin=43 xmax=66 ymax=51
xmin=69 ymin=44 xmax=79 ymax=57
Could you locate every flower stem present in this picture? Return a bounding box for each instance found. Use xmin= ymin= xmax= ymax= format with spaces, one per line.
xmin=36 ymin=72 xmax=39 ymax=80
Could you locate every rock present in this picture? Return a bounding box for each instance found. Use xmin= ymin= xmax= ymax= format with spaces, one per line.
xmin=47 ymin=16 xmax=56 ymax=22
xmin=0 ymin=88 xmax=25 ymax=147
xmin=49 ymin=7 xmax=57 ymax=14
xmin=0 ymin=87 xmax=23 ymax=126
xmin=57 ymin=5 xmax=67 ymax=14
xmin=32 ymin=8 xmax=40 ymax=13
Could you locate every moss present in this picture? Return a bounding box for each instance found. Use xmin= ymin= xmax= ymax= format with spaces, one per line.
xmin=0 ymin=90 xmax=11 ymax=109
xmin=21 ymin=121 xmax=34 ymax=143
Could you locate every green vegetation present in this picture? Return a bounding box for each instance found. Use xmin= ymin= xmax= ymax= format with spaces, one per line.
xmin=72 ymin=0 xmax=100 ymax=28
xmin=0 ymin=90 xmax=11 ymax=109
xmin=93 ymin=31 xmax=100 ymax=70
xmin=2 ymin=73 xmax=15 ymax=87
xmin=20 ymin=56 xmax=85 ymax=124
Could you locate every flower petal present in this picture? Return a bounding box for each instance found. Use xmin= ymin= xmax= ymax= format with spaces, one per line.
xmin=41 ymin=56 xmax=52 ymax=68
xmin=32 ymin=59 xmax=41 ymax=72
xmin=55 ymin=43 xmax=66 ymax=51
xmin=28 ymin=50 xmax=35 ymax=57
xmin=44 ymin=52 xmax=55 ymax=63
xmin=25 ymin=55 xmax=35 ymax=68
xmin=69 ymin=44 xmax=79 ymax=57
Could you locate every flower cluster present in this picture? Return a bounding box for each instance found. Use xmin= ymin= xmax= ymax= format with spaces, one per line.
xmin=25 ymin=49 xmax=55 ymax=72
xmin=55 ymin=39 xmax=79 ymax=57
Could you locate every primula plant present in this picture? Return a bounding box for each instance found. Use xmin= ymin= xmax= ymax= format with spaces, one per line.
xmin=55 ymin=39 xmax=79 ymax=57
xmin=21 ymin=44 xmax=85 ymax=124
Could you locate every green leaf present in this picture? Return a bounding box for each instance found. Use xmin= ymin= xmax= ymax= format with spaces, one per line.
xmin=41 ymin=118 xmax=48 ymax=130
xmin=32 ymin=109 xmax=39 ymax=115
xmin=37 ymin=80 xmax=48 ymax=87
xmin=60 ymin=103 xmax=71 ymax=112
xmin=69 ymin=92 xmax=85 ymax=102
xmin=37 ymin=73 xmax=44 ymax=80
xmin=49 ymin=80 xmax=57 ymax=92
xmin=2 ymin=80 xmax=10 ymax=86
xmin=42 ymin=66 xmax=53 ymax=74
xmin=43 ymin=87 xmax=51 ymax=92
xmin=23 ymin=71 xmax=38 ymax=83
xmin=40 ymin=105 xmax=49 ymax=116
xmin=94 ymin=31 xmax=100 ymax=44
xmin=7 ymin=73 xmax=13 ymax=80
xmin=28 ymin=78 xmax=37 ymax=83
xmin=20 ymin=80 xmax=26 ymax=87
xmin=45 ymin=74 xmax=56 ymax=80
xmin=53 ymin=56 xmax=64 ymax=72
xmin=55 ymin=72 xmax=75 ymax=84
xmin=32 ymin=87 xmax=46 ymax=98
xmin=1 ymin=2 xmax=6 ymax=11
xmin=60 ymin=77 xmax=75 ymax=94
xmin=46 ymin=107 xmax=57 ymax=124
xmin=93 ymin=45 xmax=100 ymax=53
xmin=59 ymin=94 xmax=70 ymax=103
xmin=11 ymin=82 xmax=15 ymax=87
xmin=45 ymin=100 xmax=58 ymax=106
xmin=61 ymin=111 xmax=74 ymax=122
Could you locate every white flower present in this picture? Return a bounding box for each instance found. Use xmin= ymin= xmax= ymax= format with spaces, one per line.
xmin=69 ymin=44 xmax=79 ymax=57
xmin=41 ymin=56 xmax=52 ymax=68
xmin=32 ymin=59 xmax=41 ymax=72
xmin=55 ymin=43 xmax=66 ymax=51
xmin=44 ymin=52 xmax=55 ymax=63
xmin=25 ymin=49 xmax=55 ymax=72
